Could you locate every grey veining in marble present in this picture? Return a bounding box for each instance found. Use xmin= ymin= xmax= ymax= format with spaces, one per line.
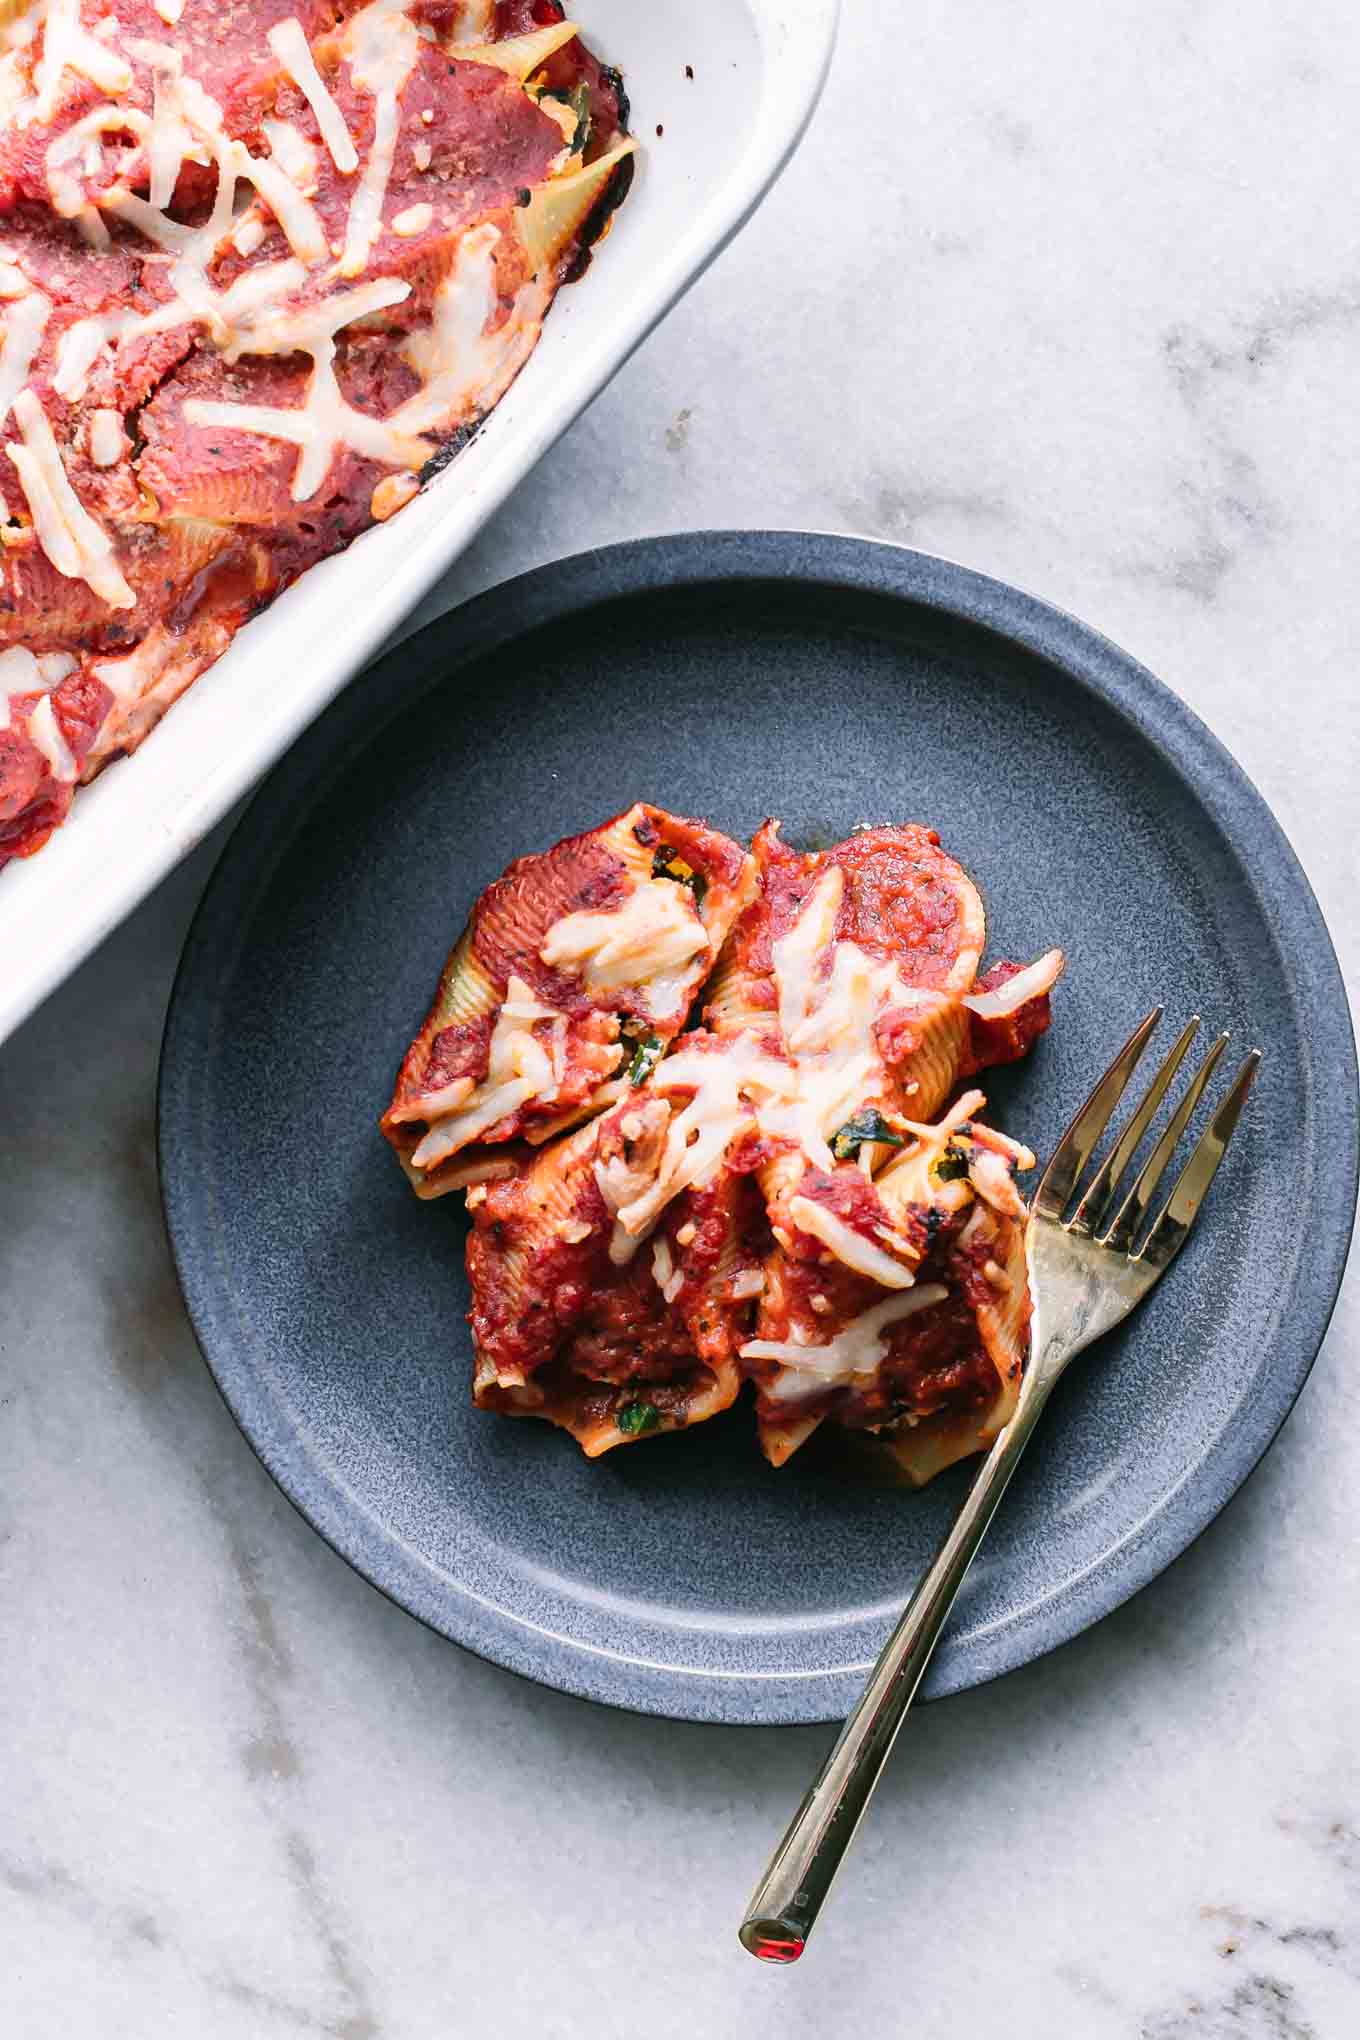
xmin=3 ymin=1 xmax=1358 ymax=2034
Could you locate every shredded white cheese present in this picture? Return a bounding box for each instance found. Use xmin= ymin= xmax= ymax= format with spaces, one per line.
xmin=340 ymin=0 xmax=420 ymax=276
xmin=45 ymin=103 xmax=153 ymax=219
xmin=874 ymin=1090 xmax=988 ymax=1227
xmin=184 ymin=341 xmax=428 ymax=501
xmin=742 ymin=1287 xmax=951 ymax=1403
xmin=963 ymin=948 xmax=1065 ymax=1019
xmin=221 ymin=274 xmax=409 ymax=361
xmin=0 ymin=287 xmax=49 ymax=424
xmin=5 ymin=387 xmax=134 ymax=607
xmin=237 ymin=143 xmax=327 ymax=263
xmin=261 ymin=115 xmax=319 ymax=196
xmin=651 ymin=1235 xmax=684 ymax=1302
xmin=88 ymin=407 xmax=124 ymax=466
xmin=541 ymin=880 xmax=709 ymax=1021
xmin=391 ymin=201 xmax=431 ymax=237
xmin=598 ymin=1034 xmax=795 ymax=1251
xmin=0 ymin=645 xmax=41 ymax=703
xmin=410 ymin=976 xmax=563 ymax=1171
xmin=787 ymin=1194 xmax=917 ymax=1290
xmin=91 ymin=632 xmax=175 ymax=707
xmin=232 ymin=215 xmax=266 ymax=257
xmin=26 ymin=690 xmax=77 ymax=780
xmin=268 ymin=17 xmax=359 ymax=175
xmin=37 ymin=651 xmax=76 ymax=687
xmin=392 ymin=222 xmax=507 ymax=431
xmin=773 ymin=867 xmax=842 ymax=1048
xmin=965 ymin=1145 xmax=1030 ymax=1219
xmin=136 ymin=38 xmax=200 ymax=210
xmin=756 ymin=874 xmax=925 ymax=1172
xmin=29 ymin=0 xmax=132 ymax=126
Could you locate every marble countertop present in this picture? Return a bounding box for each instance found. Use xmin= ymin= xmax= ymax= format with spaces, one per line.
xmin=4 ymin=3 xmax=1358 ymax=2034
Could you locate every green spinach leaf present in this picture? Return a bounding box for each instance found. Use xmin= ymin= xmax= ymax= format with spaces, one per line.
xmin=830 ymin=1109 xmax=907 ymax=1162
xmin=617 ymin=1400 xmax=660 ymax=1435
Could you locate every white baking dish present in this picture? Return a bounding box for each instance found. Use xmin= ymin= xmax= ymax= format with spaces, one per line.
xmin=0 ymin=0 xmax=838 ymax=1044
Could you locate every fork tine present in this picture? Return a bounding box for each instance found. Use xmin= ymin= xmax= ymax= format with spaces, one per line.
xmin=1099 ymin=1031 xmax=1229 ymax=1250
xmin=1139 ymin=1051 xmax=1261 ymax=1271
xmin=1034 ymin=1007 xmax=1162 ymax=1219
xmin=1070 ymin=1015 xmax=1201 ymax=1234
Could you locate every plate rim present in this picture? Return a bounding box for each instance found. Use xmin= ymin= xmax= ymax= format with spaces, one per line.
xmin=158 ymin=529 xmax=1360 ymax=1724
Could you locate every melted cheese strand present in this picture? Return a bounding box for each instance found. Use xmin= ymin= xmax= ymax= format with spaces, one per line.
xmin=963 ymin=948 xmax=1065 ymax=1019
xmin=183 ymin=338 xmax=430 ymax=501
xmin=139 ymin=39 xmax=197 ymax=208
xmin=758 ymin=878 xmax=916 ymax=1171
xmin=540 ymin=877 xmax=709 ymax=1021
xmin=88 ymin=407 xmax=123 ymax=464
xmin=8 ymin=443 xmax=83 ymax=576
xmin=340 ymin=1 xmax=420 ymax=276
xmin=340 ymin=88 xmax=399 ymax=276
xmin=92 ymin=630 xmax=174 ymax=707
xmin=27 ymin=690 xmax=77 ymax=779
xmin=288 ymin=344 xmax=351 ymax=498
xmin=53 ymin=302 xmax=158 ymax=400
xmin=6 ymin=386 xmax=134 ymax=606
xmin=261 ymin=115 xmax=317 ymax=193
xmin=410 ymin=975 xmax=564 ymax=1170
xmin=236 ymin=142 xmax=327 ymax=264
xmin=787 ymin=1195 xmax=917 ymax=1290
xmin=30 ymin=0 xmax=131 ymax=124
xmin=773 ymin=867 xmax=841 ymax=1046
xmin=268 ymin=17 xmax=358 ymax=174
xmin=599 ymin=1035 xmax=797 ymax=1255
xmin=0 ymin=286 xmax=49 ymax=422
xmin=101 ymin=187 xmax=194 ymax=249
xmin=0 ymin=645 xmax=41 ymax=728
xmin=45 ymin=102 xmax=152 ymax=218
xmin=446 ymin=1 xmax=494 ymax=42
xmin=390 ymin=224 xmax=550 ymax=438
xmin=220 ymin=274 xmax=409 ymax=360
xmin=743 ymin=1287 xmax=951 ymax=1402
xmin=210 ymin=257 xmax=310 ymax=340
xmin=100 ymin=48 xmax=327 ymax=269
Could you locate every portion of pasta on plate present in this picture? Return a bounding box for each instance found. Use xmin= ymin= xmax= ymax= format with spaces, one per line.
xmin=0 ymin=0 xmax=632 ymax=867
xmin=382 ymin=805 xmax=1065 ymax=1484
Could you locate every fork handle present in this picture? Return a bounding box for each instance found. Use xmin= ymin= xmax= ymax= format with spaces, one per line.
xmin=738 ymin=1371 xmax=1057 ymax=1962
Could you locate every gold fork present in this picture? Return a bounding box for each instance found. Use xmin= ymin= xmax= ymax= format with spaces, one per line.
xmin=739 ymin=1009 xmax=1261 ymax=1963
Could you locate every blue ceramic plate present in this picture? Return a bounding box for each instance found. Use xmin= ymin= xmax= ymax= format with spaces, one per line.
xmin=158 ymin=533 xmax=1357 ymax=1723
